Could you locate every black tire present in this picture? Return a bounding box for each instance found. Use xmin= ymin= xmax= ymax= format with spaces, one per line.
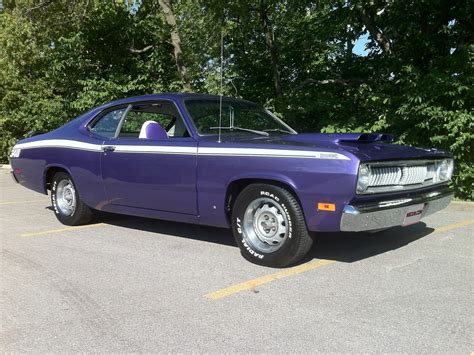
xmin=231 ymin=183 xmax=313 ymax=267
xmin=51 ymin=172 xmax=94 ymax=226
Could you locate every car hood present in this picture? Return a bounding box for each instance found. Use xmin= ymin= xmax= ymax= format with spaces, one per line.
xmin=201 ymin=133 xmax=451 ymax=161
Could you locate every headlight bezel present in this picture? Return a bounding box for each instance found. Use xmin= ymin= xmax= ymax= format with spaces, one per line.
xmin=356 ymin=163 xmax=371 ymax=193
xmin=436 ymin=158 xmax=454 ymax=182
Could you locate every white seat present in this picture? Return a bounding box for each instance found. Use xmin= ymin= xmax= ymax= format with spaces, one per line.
xmin=138 ymin=121 xmax=168 ymax=140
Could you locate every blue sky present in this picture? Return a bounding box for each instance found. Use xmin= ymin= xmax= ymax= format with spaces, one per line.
xmin=352 ymin=32 xmax=370 ymax=56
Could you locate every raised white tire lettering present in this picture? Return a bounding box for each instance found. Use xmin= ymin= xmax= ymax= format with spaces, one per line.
xmin=260 ymin=191 xmax=280 ymax=202
xmin=52 ymin=181 xmax=59 ymax=214
xmin=241 ymin=238 xmax=264 ymax=259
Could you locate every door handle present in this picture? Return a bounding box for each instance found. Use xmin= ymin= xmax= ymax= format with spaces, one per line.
xmin=102 ymin=145 xmax=116 ymax=152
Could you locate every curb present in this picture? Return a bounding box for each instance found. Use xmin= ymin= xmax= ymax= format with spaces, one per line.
xmin=0 ymin=164 xmax=11 ymax=170
xmin=452 ymin=200 xmax=474 ymax=206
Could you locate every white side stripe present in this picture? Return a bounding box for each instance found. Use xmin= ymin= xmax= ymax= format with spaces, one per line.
xmin=15 ymin=139 xmax=102 ymax=152
xmin=114 ymin=145 xmax=197 ymax=154
xmin=198 ymin=147 xmax=349 ymax=160
xmin=13 ymin=139 xmax=350 ymax=160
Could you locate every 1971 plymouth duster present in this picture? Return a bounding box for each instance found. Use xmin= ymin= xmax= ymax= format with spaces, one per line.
xmin=9 ymin=93 xmax=454 ymax=267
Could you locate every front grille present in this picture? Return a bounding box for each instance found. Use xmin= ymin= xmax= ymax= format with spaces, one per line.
xmin=369 ymin=164 xmax=436 ymax=187
xmin=369 ymin=166 xmax=402 ymax=186
xmin=360 ymin=159 xmax=449 ymax=194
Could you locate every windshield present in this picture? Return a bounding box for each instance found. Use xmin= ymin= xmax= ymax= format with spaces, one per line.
xmin=184 ymin=98 xmax=296 ymax=135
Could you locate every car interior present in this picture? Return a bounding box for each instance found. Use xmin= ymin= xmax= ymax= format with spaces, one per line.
xmin=118 ymin=101 xmax=190 ymax=139
xmin=89 ymin=101 xmax=191 ymax=139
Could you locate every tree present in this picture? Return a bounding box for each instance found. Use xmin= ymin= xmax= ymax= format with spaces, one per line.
xmin=158 ymin=0 xmax=191 ymax=90
xmin=0 ymin=0 xmax=472 ymax=199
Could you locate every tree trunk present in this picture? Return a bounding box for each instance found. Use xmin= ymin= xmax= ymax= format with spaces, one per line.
xmin=158 ymin=0 xmax=192 ymax=91
xmin=258 ymin=6 xmax=283 ymax=97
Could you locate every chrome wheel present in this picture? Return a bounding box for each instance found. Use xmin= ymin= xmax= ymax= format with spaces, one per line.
xmin=242 ymin=197 xmax=289 ymax=253
xmin=56 ymin=179 xmax=76 ymax=216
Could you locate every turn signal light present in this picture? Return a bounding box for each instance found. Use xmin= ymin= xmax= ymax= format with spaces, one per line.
xmin=318 ymin=203 xmax=335 ymax=212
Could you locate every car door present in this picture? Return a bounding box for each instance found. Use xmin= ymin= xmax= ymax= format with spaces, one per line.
xmin=100 ymin=100 xmax=198 ymax=215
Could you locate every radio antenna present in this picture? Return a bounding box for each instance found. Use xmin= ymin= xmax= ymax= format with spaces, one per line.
xmin=218 ymin=30 xmax=224 ymax=143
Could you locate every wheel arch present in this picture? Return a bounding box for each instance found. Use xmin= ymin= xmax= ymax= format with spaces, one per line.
xmin=43 ymin=165 xmax=73 ymax=192
xmin=224 ymin=174 xmax=304 ymax=223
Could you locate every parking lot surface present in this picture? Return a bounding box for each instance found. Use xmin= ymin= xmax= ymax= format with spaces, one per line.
xmin=1 ymin=169 xmax=473 ymax=353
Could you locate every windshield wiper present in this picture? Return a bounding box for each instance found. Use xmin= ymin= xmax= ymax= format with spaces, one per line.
xmin=262 ymin=128 xmax=294 ymax=134
xmin=209 ymin=126 xmax=269 ymax=136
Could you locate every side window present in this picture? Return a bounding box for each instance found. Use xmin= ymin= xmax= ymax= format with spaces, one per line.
xmin=121 ymin=111 xmax=175 ymax=137
xmin=89 ymin=108 xmax=126 ymax=138
xmin=118 ymin=101 xmax=189 ymax=139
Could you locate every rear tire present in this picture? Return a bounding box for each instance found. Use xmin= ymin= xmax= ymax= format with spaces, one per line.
xmin=51 ymin=172 xmax=94 ymax=226
xmin=231 ymin=184 xmax=313 ymax=267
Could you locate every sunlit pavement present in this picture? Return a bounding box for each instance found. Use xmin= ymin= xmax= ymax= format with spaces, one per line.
xmin=1 ymin=169 xmax=473 ymax=352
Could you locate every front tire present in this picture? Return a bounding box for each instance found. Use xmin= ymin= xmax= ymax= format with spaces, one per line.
xmin=231 ymin=184 xmax=313 ymax=267
xmin=51 ymin=172 xmax=94 ymax=226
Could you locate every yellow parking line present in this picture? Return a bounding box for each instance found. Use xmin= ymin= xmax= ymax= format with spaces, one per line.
xmin=21 ymin=223 xmax=105 ymax=237
xmin=205 ymin=218 xmax=474 ymax=300
xmin=433 ymin=219 xmax=474 ymax=234
xmin=205 ymin=259 xmax=336 ymax=300
xmin=0 ymin=199 xmax=46 ymax=205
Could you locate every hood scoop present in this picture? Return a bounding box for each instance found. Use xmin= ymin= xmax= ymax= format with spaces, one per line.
xmin=339 ymin=133 xmax=395 ymax=143
xmin=283 ymin=133 xmax=396 ymax=145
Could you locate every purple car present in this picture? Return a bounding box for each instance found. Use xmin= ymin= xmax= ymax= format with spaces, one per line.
xmin=9 ymin=93 xmax=454 ymax=267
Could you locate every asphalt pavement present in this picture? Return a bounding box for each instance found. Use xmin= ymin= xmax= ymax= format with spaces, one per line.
xmin=1 ymin=169 xmax=473 ymax=353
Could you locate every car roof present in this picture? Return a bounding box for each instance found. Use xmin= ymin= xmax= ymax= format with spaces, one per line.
xmin=99 ymin=93 xmax=258 ymax=109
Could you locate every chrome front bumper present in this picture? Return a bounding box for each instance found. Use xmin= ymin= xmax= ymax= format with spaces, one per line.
xmin=340 ymin=187 xmax=453 ymax=232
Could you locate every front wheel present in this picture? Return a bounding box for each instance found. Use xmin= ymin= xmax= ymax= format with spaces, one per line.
xmin=231 ymin=184 xmax=313 ymax=267
xmin=51 ymin=172 xmax=94 ymax=226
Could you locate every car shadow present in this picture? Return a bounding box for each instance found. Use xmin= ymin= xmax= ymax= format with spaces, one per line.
xmin=98 ymin=212 xmax=238 ymax=247
xmin=45 ymin=206 xmax=236 ymax=246
xmin=92 ymin=211 xmax=435 ymax=265
xmin=302 ymin=222 xmax=434 ymax=264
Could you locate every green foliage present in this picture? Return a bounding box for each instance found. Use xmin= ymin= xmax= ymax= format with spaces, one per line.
xmin=0 ymin=0 xmax=472 ymax=199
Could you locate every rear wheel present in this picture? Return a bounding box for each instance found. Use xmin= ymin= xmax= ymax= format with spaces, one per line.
xmin=51 ymin=172 xmax=94 ymax=226
xmin=231 ymin=184 xmax=313 ymax=267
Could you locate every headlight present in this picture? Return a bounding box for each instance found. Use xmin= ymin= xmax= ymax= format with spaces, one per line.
xmin=10 ymin=148 xmax=21 ymax=158
xmin=437 ymin=159 xmax=454 ymax=181
xmin=357 ymin=163 xmax=371 ymax=193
